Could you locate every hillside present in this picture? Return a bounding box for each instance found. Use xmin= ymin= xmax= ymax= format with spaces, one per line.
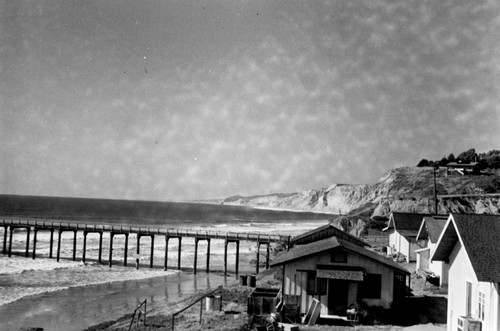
xmin=223 ymin=167 xmax=500 ymax=221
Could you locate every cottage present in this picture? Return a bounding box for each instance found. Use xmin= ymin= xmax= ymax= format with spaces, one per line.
xmin=414 ymin=216 xmax=449 ymax=286
xmin=270 ymin=236 xmax=410 ymax=320
xmin=431 ymin=214 xmax=500 ymax=331
xmin=384 ymin=212 xmax=429 ymax=262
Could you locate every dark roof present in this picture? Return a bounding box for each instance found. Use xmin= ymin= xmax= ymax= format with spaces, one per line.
xmin=432 ymin=214 xmax=500 ymax=282
xmin=270 ymin=236 xmax=409 ymax=274
xmin=291 ymin=223 xmax=370 ymax=247
xmin=416 ymin=216 xmax=448 ymax=243
xmin=386 ymin=212 xmax=430 ymax=233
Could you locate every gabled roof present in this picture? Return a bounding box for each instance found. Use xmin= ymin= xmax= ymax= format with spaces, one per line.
xmin=291 ymin=223 xmax=370 ymax=247
xmin=386 ymin=212 xmax=430 ymax=232
xmin=431 ymin=214 xmax=500 ymax=283
xmin=270 ymin=236 xmax=409 ymax=274
xmin=416 ymin=216 xmax=448 ymax=243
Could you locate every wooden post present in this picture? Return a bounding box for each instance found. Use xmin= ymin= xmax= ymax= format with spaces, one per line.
xmin=223 ymin=240 xmax=228 ymax=275
xmin=235 ymin=240 xmax=240 ymax=275
xmin=177 ymin=237 xmax=182 ymax=270
xmin=256 ymin=242 xmax=260 ymax=274
xmin=124 ymin=233 xmax=129 ymax=267
xmin=2 ymin=226 xmax=7 ymax=254
xmin=8 ymin=227 xmax=14 ymax=257
xmin=150 ymin=235 xmax=155 ymax=268
xmin=25 ymin=227 xmax=31 ymax=257
xmin=109 ymin=233 xmax=114 ymax=268
xmin=57 ymin=230 xmax=62 ymax=262
xmin=82 ymin=231 xmax=87 ymax=263
xmin=164 ymin=236 xmax=169 ymax=271
xmin=136 ymin=234 xmax=141 ymax=270
xmin=199 ymin=300 xmax=203 ymax=324
xmin=72 ymin=230 xmax=77 ymax=261
xmin=32 ymin=228 xmax=38 ymax=259
xmin=49 ymin=229 xmax=54 ymax=258
xmin=206 ymin=238 xmax=211 ymax=273
xmin=194 ymin=238 xmax=199 ymax=274
xmin=98 ymin=232 xmax=103 ymax=263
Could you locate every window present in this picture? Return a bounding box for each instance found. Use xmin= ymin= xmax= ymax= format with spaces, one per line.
xmin=478 ymin=291 xmax=485 ymax=321
xmin=360 ymin=274 xmax=382 ymax=299
xmin=331 ymin=250 xmax=348 ymax=263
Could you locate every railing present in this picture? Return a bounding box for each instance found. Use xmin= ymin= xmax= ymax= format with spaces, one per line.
xmin=170 ymin=286 xmax=222 ymax=331
xmin=0 ymin=218 xmax=286 ymax=243
xmin=128 ymin=299 xmax=147 ymax=331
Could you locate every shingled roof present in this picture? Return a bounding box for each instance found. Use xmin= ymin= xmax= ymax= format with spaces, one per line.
xmin=416 ymin=216 xmax=448 ymax=243
xmin=431 ymin=214 xmax=500 ymax=283
xmin=291 ymin=223 xmax=370 ymax=247
xmin=386 ymin=212 xmax=431 ymax=232
xmin=270 ymin=236 xmax=409 ymax=274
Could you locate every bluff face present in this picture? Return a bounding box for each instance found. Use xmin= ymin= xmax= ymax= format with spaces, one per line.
xmin=223 ymin=167 xmax=500 ymax=220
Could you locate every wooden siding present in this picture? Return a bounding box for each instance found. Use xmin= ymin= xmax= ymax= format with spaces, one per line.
xmin=282 ymin=248 xmax=396 ymax=315
xmin=447 ymin=241 xmax=500 ymax=331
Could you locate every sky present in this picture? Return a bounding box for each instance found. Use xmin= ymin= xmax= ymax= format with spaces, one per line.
xmin=1 ymin=0 xmax=499 ymax=201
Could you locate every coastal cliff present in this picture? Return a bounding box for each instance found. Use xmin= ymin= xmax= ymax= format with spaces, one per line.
xmin=223 ymin=167 xmax=500 ymax=220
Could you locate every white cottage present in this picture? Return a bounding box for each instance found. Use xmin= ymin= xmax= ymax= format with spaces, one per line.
xmin=414 ymin=216 xmax=449 ymax=286
xmin=431 ymin=214 xmax=500 ymax=331
xmin=270 ymin=236 xmax=410 ymax=319
xmin=384 ymin=212 xmax=428 ymax=262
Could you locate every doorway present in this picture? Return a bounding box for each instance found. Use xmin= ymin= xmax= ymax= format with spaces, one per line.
xmin=328 ymin=279 xmax=349 ymax=315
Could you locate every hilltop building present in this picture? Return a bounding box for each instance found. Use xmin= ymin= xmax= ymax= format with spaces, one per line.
xmin=431 ymin=214 xmax=500 ymax=331
xmin=445 ymin=162 xmax=480 ymax=176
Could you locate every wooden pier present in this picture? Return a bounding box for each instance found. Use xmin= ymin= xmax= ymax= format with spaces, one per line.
xmin=0 ymin=218 xmax=288 ymax=275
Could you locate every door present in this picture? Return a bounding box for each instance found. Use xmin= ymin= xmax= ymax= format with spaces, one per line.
xmin=327 ymin=279 xmax=349 ymax=315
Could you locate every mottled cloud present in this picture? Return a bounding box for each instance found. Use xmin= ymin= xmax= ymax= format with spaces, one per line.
xmin=1 ymin=0 xmax=499 ymax=200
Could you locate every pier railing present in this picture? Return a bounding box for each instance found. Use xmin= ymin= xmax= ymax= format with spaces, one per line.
xmin=0 ymin=218 xmax=285 ymax=242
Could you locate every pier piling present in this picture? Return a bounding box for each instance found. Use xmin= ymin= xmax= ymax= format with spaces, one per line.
xmin=109 ymin=233 xmax=114 ymax=267
xmin=25 ymin=227 xmax=30 ymax=257
xmin=82 ymin=231 xmax=87 ymax=263
xmin=124 ymin=233 xmax=129 ymax=266
xmin=49 ymin=229 xmax=54 ymax=258
xmin=98 ymin=232 xmax=103 ymax=263
xmin=72 ymin=230 xmax=77 ymax=261
xmin=164 ymin=236 xmax=169 ymax=271
xmin=194 ymin=238 xmax=199 ymax=274
xmin=8 ymin=227 xmax=14 ymax=257
xmin=56 ymin=230 xmax=62 ymax=262
xmin=2 ymin=226 xmax=7 ymax=254
xmin=32 ymin=228 xmax=38 ymax=259
xmin=150 ymin=235 xmax=155 ymax=268
xmin=136 ymin=234 xmax=141 ymax=270
xmin=206 ymin=238 xmax=211 ymax=273
xmin=177 ymin=237 xmax=182 ymax=270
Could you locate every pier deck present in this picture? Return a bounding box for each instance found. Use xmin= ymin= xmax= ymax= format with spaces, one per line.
xmin=1 ymin=218 xmax=289 ymax=275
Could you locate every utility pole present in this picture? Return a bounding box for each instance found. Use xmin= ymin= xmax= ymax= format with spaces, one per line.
xmin=433 ymin=165 xmax=438 ymax=215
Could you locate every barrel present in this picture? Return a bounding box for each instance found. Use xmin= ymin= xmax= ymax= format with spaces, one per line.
xmin=247 ymin=274 xmax=256 ymax=288
xmin=205 ymin=295 xmax=222 ymax=311
xmin=239 ymin=275 xmax=247 ymax=286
